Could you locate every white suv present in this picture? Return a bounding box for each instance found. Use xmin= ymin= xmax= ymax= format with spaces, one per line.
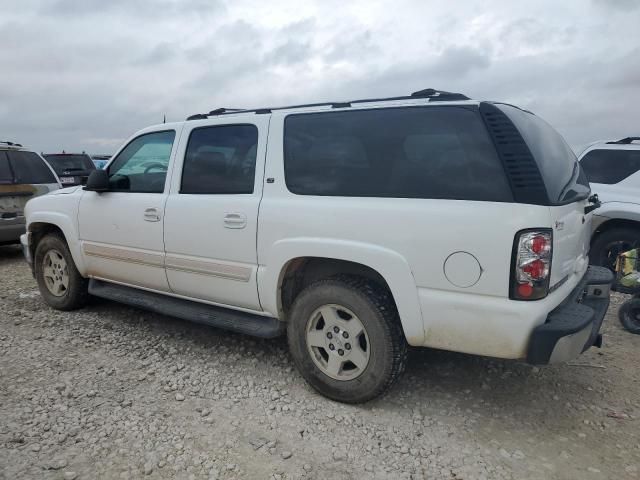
xmin=579 ymin=137 xmax=640 ymax=271
xmin=21 ymin=89 xmax=612 ymax=403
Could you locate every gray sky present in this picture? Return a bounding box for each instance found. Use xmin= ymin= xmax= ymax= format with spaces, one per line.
xmin=1 ymin=0 xmax=639 ymax=154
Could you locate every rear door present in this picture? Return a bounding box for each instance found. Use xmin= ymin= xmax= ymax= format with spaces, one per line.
xmin=163 ymin=116 xmax=269 ymax=310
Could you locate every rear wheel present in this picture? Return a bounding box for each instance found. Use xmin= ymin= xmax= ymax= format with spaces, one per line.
xmin=590 ymin=227 xmax=640 ymax=272
xmin=287 ymin=276 xmax=407 ymax=403
xmin=619 ymin=298 xmax=640 ymax=334
xmin=34 ymin=234 xmax=89 ymax=311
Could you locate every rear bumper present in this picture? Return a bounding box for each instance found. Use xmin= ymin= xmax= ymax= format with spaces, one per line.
xmin=527 ymin=266 xmax=613 ymax=364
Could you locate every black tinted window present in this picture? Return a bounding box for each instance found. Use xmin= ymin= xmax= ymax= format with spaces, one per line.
xmin=181 ymin=125 xmax=258 ymax=194
xmin=581 ymin=149 xmax=640 ymax=184
xmin=108 ymin=131 xmax=175 ymax=193
xmin=43 ymin=154 xmax=95 ymax=174
xmin=0 ymin=152 xmax=12 ymax=184
xmin=7 ymin=151 xmax=57 ymax=184
xmin=497 ymin=104 xmax=589 ymax=204
xmin=284 ymin=106 xmax=512 ymax=201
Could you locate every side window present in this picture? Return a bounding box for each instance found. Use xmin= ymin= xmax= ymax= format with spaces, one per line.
xmin=7 ymin=151 xmax=57 ymax=184
xmin=180 ymin=125 xmax=258 ymax=194
xmin=0 ymin=152 xmax=13 ymax=184
xmin=108 ymin=130 xmax=176 ymax=193
xmin=580 ymin=149 xmax=640 ymax=184
xmin=283 ymin=106 xmax=513 ymax=201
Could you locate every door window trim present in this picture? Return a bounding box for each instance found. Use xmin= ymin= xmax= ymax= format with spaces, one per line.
xmin=178 ymin=123 xmax=259 ymax=195
xmin=107 ymin=129 xmax=177 ymax=194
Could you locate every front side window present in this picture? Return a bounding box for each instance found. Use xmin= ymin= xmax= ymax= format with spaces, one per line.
xmin=108 ymin=130 xmax=175 ymax=193
xmin=581 ymin=149 xmax=640 ymax=185
xmin=181 ymin=125 xmax=258 ymax=194
xmin=283 ymin=106 xmax=513 ymax=201
xmin=7 ymin=151 xmax=57 ymax=184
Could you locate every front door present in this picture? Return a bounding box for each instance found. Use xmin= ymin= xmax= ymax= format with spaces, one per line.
xmin=163 ymin=117 xmax=269 ymax=310
xmin=78 ymin=129 xmax=180 ymax=291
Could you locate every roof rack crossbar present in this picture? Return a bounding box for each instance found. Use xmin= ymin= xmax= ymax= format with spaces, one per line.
xmin=0 ymin=141 xmax=22 ymax=147
xmin=185 ymin=88 xmax=470 ymax=120
xmin=607 ymin=137 xmax=640 ymax=144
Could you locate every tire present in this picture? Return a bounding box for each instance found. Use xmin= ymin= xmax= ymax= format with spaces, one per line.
xmin=34 ymin=233 xmax=89 ymax=311
xmin=287 ymin=275 xmax=408 ymax=403
xmin=590 ymin=227 xmax=640 ymax=271
xmin=618 ymin=298 xmax=640 ymax=334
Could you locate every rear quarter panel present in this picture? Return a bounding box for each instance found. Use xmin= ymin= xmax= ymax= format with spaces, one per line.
xmin=258 ymin=111 xmax=566 ymax=356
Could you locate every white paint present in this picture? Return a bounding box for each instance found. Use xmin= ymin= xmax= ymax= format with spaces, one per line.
xmin=23 ymin=98 xmax=596 ymax=361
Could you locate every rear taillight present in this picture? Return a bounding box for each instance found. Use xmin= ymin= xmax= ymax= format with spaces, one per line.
xmin=511 ymin=229 xmax=552 ymax=300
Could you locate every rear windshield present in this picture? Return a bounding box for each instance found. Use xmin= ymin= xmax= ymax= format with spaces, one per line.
xmin=580 ymin=148 xmax=640 ymax=184
xmin=44 ymin=154 xmax=95 ymax=174
xmin=7 ymin=151 xmax=57 ymax=184
xmin=496 ymin=104 xmax=589 ymax=204
xmin=283 ymin=106 xmax=513 ymax=201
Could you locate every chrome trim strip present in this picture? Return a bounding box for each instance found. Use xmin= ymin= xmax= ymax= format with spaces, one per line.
xmin=82 ymin=242 xmax=252 ymax=282
xmin=165 ymin=255 xmax=252 ymax=282
xmin=83 ymin=243 xmax=164 ymax=268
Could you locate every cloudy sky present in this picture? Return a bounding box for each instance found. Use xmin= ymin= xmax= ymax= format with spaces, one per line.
xmin=1 ymin=0 xmax=639 ymax=154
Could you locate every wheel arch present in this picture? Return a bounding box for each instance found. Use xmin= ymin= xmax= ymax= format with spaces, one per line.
xmin=27 ymin=214 xmax=87 ymax=276
xmin=258 ymin=239 xmax=425 ymax=345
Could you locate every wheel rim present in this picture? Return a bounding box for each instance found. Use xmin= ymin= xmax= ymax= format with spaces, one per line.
xmin=305 ymin=304 xmax=371 ymax=381
xmin=42 ymin=249 xmax=69 ymax=297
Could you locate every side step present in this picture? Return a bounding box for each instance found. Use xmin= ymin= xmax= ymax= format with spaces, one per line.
xmin=88 ymin=279 xmax=286 ymax=338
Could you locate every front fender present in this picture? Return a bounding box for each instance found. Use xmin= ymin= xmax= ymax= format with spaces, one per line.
xmin=26 ymin=209 xmax=86 ymax=276
xmin=593 ymin=201 xmax=640 ymax=231
xmin=258 ymin=238 xmax=425 ymax=345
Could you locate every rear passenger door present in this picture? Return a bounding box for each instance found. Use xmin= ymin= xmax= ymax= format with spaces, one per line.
xmin=163 ymin=117 xmax=270 ymax=310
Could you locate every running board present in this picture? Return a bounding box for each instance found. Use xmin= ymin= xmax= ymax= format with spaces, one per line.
xmin=88 ymin=279 xmax=285 ymax=338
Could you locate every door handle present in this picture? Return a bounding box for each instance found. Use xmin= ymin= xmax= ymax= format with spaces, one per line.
xmin=224 ymin=212 xmax=247 ymax=229
xmin=143 ymin=207 xmax=161 ymax=222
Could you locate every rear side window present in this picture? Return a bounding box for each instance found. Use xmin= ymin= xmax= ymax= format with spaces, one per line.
xmin=0 ymin=152 xmax=12 ymax=184
xmin=283 ymin=106 xmax=512 ymax=201
xmin=7 ymin=151 xmax=57 ymax=184
xmin=496 ymin=104 xmax=589 ymax=204
xmin=181 ymin=125 xmax=258 ymax=194
xmin=580 ymin=149 xmax=640 ymax=184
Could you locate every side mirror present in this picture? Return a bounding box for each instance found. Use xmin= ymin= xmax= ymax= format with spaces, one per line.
xmin=84 ymin=170 xmax=110 ymax=192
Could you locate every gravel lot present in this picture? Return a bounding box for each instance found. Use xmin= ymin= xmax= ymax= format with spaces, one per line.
xmin=1 ymin=245 xmax=639 ymax=480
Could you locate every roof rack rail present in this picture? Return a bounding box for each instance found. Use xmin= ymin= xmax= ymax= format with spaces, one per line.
xmin=185 ymin=88 xmax=470 ymax=120
xmin=0 ymin=140 xmax=22 ymax=147
xmin=607 ymin=137 xmax=640 ymax=144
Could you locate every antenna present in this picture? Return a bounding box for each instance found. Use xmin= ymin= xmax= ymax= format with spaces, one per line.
xmin=163 ymin=114 xmax=166 ymax=124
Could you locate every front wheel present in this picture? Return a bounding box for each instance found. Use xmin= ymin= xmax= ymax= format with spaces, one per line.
xmin=619 ymin=298 xmax=640 ymax=334
xmin=34 ymin=234 xmax=89 ymax=311
xmin=287 ymin=276 xmax=408 ymax=403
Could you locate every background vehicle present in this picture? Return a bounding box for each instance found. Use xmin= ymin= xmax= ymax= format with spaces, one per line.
xmin=0 ymin=141 xmax=59 ymax=244
xmin=43 ymin=152 xmax=96 ymax=186
xmin=21 ymin=89 xmax=611 ymax=402
xmin=578 ymin=137 xmax=640 ymax=271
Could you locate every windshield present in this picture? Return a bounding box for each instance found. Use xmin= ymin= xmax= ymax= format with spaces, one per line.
xmin=496 ymin=104 xmax=590 ymax=204
xmin=44 ymin=154 xmax=95 ymax=174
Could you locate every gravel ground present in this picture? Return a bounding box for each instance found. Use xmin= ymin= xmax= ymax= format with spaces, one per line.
xmin=1 ymin=245 xmax=639 ymax=480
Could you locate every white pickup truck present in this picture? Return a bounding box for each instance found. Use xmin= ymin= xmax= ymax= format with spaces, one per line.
xmin=21 ymin=89 xmax=613 ymax=403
